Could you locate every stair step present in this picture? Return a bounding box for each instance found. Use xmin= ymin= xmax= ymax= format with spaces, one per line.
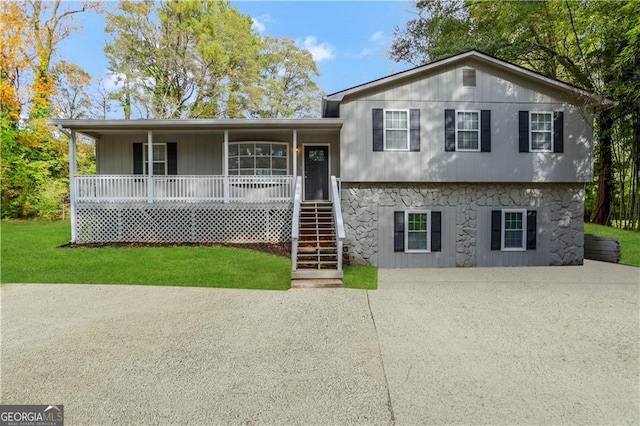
xmin=292 ymin=270 xmax=343 ymax=280
xmin=291 ymin=278 xmax=343 ymax=289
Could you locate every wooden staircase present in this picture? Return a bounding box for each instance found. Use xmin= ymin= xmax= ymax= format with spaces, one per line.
xmin=291 ymin=201 xmax=343 ymax=288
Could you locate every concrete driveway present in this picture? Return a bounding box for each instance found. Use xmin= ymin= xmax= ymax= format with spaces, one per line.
xmin=1 ymin=260 xmax=638 ymax=425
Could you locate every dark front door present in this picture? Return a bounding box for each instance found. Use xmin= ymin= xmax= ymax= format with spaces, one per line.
xmin=304 ymin=145 xmax=329 ymax=200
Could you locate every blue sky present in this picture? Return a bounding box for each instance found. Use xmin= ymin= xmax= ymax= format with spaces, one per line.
xmin=59 ymin=1 xmax=416 ymax=103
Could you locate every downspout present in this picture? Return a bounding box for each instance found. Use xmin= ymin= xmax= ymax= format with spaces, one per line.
xmin=58 ymin=125 xmax=77 ymax=243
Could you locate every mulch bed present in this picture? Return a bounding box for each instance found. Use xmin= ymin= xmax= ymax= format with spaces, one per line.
xmin=60 ymin=241 xmax=292 ymax=258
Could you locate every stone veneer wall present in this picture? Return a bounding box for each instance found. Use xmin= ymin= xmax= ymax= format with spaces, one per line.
xmin=341 ymin=183 xmax=585 ymax=267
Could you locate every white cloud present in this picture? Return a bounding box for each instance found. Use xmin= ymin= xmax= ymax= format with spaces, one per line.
xmin=103 ymin=72 xmax=124 ymax=90
xmin=302 ymin=36 xmax=335 ymax=62
xmin=251 ymin=14 xmax=272 ymax=33
xmin=345 ymin=48 xmax=371 ymax=59
xmin=369 ymin=31 xmax=384 ymax=42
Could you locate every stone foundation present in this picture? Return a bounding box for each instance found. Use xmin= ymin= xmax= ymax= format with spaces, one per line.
xmin=341 ymin=183 xmax=584 ymax=267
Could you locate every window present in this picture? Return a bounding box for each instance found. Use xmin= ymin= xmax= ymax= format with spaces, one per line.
xmin=384 ymin=109 xmax=410 ymax=151
xmin=502 ymin=209 xmax=526 ymax=251
xmin=456 ymin=111 xmax=480 ymax=151
xmin=530 ymin=112 xmax=553 ymax=151
xmin=228 ymin=142 xmax=288 ymax=175
xmin=394 ymin=210 xmax=441 ymax=253
xmin=491 ymin=209 xmax=537 ymax=251
xmin=406 ymin=211 xmax=430 ymax=252
xmin=143 ymin=143 xmax=167 ymax=175
xmin=445 ymin=109 xmax=490 ymax=152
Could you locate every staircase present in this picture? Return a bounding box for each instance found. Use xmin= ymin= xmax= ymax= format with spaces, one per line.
xmin=291 ymin=201 xmax=343 ymax=288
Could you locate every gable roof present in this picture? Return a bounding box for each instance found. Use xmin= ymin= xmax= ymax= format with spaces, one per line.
xmin=323 ymin=50 xmax=614 ymax=116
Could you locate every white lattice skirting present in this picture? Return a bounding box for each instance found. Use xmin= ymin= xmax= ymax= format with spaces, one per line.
xmin=75 ymin=203 xmax=293 ymax=243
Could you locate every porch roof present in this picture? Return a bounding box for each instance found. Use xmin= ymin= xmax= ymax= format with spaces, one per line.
xmin=48 ymin=118 xmax=344 ymax=139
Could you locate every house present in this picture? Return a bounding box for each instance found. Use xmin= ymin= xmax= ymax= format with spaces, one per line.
xmin=49 ymin=50 xmax=611 ymax=281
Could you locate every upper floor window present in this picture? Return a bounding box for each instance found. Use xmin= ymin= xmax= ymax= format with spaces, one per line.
xmin=456 ymin=111 xmax=480 ymax=151
xmin=143 ymin=143 xmax=167 ymax=175
xmin=228 ymin=142 xmax=288 ymax=175
xmin=519 ymin=110 xmax=563 ymax=153
xmin=530 ymin=112 xmax=553 ymax=151
xmin=384 ymin=109 xmax=410 ymax=151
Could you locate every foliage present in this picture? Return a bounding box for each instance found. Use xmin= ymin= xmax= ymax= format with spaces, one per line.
xmin=584 ymin=224 xmax=640 ymax=267
xmin=0 ymin=220 xmax=291 ymax=289
xmin=391 ymin=0 xmax=640 ymax=229
xmin=104 ymin=0 xmax=261 ymax=119
xmin=104 ymin=1 xmax=323 ymax=119
xmin=248 ymin=36 xmax=322 ymax=118
xmin=0 ymin=1 xmax=97 ymax=219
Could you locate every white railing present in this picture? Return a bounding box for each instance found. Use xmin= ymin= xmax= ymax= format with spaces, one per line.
xmin=291 ymin=176 xmax=303 ymax=272
xmin=75 ymin=175 xmax=294 ymax=203
xmin=330 ymin=176 xmax=346 ymax=273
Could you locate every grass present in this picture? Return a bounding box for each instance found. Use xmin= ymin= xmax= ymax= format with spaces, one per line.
xmin=585 ymin=223 xmax=640 ymax=267
xmin=0 ymin=220 xmax=378 ymax=290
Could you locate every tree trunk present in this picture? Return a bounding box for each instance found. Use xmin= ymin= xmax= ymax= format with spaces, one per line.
xmin=591 ymin=110 xmax=615 ymax=225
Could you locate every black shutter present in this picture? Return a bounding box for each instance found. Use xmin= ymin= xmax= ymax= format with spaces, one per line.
xmin=133 ymin=143 xmax=143 ymax=175
xmin=553 ymin=111 xmax=564 ymax=153
xmin=431 ymin=211 xmax=441 ymax=252
xmin=481 ymin=110 xmax=491 ymax=152
xmin=491 ymin=210 xmax=502 ymax=250
xmin=519 ymin=111 xmax=529 ymax=152
xmin=394 ymin=211 xmax=405 ymax=252
xmin=410 ymin=109 xmax=420 ymax=152
xmin=373 ymin=109 xmax=384 ymax=152
xmin=167 ymin=142 xmax=177 ymax=175
xmin=527 ymin=210 xmax=537 ymax=250
xmin=445 ymin=109 xmax=456 ymax=152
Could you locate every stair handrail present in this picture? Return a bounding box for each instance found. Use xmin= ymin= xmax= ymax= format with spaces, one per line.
xmin=291 ymin=176 xmax=303 ymax=272
xmin=330 ymin=176 xmax=346 ymax=272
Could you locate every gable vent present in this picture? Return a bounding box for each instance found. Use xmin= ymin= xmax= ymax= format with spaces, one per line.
xmin=463 ymin=69 xmax=476 ymax=87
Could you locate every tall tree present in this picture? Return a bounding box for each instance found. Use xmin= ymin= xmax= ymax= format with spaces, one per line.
xmin=0 ymin=0 xmax=97 ymax=218
xmin=248 ymin=36 xmax=321 ymax=118
xmin=52 ymin=61 xmax=92 ymax=119
xmin=104 ymin=0 xmax=261 ymax=119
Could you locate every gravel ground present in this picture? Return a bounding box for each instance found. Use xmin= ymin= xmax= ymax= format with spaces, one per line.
xmin=1 ymin=260 xmax=638 ymax=425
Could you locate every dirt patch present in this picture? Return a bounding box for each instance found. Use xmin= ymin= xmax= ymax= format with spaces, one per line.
xmin=60 ymin=241 xmax=292 ymax=258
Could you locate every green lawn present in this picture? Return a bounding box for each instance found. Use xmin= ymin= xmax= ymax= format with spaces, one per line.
xmin=0 ymin=220 xmax=377 ymax=290
xmin=584 ymin=223 xmax=640 ymax=267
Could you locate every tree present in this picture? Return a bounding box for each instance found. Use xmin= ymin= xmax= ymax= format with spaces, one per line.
xmin=0 ymin=0 xmax=97 ymax=218
xmin=52 ymin=61 xmax=92 ymax=119
xmin=248 ymin=36 xmax=321 ymax=118
xmin=104 ymin=0 xmax=261 ymax=119
xmin=391 ymin=0 xmax=640 ymax=228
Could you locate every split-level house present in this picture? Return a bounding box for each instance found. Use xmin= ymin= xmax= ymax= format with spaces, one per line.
xmin=49 ymin=51 xmax=611 ymax=282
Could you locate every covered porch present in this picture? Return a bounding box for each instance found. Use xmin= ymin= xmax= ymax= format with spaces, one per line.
xmin=49 ymin=119 xmax=343 ymax=243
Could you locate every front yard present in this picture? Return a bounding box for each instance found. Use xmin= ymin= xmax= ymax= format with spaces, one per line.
xmin=0 ymin=221 xmax=377 ymax=290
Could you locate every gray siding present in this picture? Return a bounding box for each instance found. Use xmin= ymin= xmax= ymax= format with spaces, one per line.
xmin=96 ymin=130 xmax=340 ymax=178
xmin=339 ymin=62 xmax=594 ymax=183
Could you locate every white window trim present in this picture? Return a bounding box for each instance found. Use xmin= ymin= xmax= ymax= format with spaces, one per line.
xmin=405 ymin=210 xmax=431 ymax=253
xmin=228 ymin=141 xmax=289 ymax=175
xmin=501 ymin=209 xmax=527 ymax=251
xmin=455 ymin=110 xmax=481 ymax=152
xmin=529 ymin=111 xmax=554 ymax=152
xmin=143 ymin=143 xmax=167 ymax=176
xmin=383 ymin=109 xmax=410 ymax=151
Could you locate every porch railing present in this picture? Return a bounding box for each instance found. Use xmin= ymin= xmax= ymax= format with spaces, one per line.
xmin=75 ymin=175 xmax=294 ymax=203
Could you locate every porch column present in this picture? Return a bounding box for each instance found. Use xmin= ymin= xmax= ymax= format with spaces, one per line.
xmin=292 ymin=129 xmax=298 ymax=201
xmin=68 ymin=130 xmax=77 ymax=243
xmin=293 ymin=129 xmax=298 ymax=178
xmin=147 ymin=131 xmax=154 ymax=203
xmin=223 ymin=130 xmax=229 ymax=203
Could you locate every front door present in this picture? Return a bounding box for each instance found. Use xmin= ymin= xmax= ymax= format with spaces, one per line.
xmin=304 ymin=145 xmax=329 ymax=200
